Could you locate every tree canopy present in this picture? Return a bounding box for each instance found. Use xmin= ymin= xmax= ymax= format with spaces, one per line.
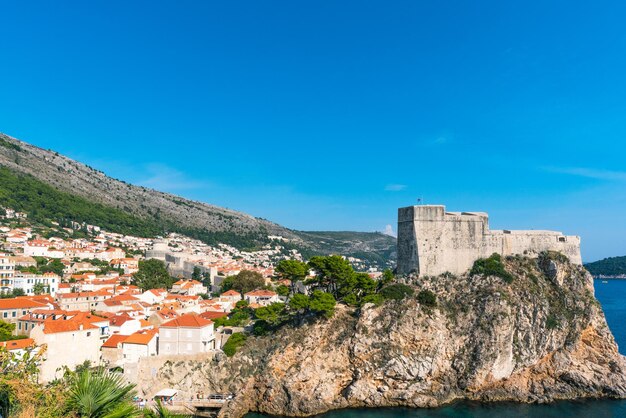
xmin=221 ymin=270 xmax=265 ymax=294
xmin=133 ymin=259 xmax=174 ymax=291
xmin=276 ymin=259 xmax=308 ymax=280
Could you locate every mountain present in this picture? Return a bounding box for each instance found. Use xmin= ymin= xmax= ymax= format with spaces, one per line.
xmin=0 ymin=133 xmax=396 ymax=267
xmin=585 ymin=256 xmax=626 ymax=277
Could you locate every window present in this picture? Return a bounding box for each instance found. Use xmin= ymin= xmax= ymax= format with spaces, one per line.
xmin=87 ymin=332 xmax=91 ymax=337
xmin=12 ymin=312 xmax=16 ymax=317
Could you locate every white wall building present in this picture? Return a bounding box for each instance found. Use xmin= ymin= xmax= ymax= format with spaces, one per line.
xmin=158 ymin=314 xmax=215 ymax=355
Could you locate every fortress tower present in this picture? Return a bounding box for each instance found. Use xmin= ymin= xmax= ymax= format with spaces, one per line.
xmin=397 ymin=205 xmax=582 ymax=276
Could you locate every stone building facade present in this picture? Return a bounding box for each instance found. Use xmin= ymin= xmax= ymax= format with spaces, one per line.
xmin=397 ymin=205 xmax=582 ymax=276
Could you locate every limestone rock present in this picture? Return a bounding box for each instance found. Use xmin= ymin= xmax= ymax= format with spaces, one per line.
xmin=131 ymin=256 xmax=626 ymax=417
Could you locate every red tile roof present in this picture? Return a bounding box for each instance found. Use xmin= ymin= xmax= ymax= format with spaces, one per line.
xmin=199 ymin=311 xmax=228 ymax=320
xmin=221 ymin=290 xmax=241 ymax=297
xmin=102 ymin=334 xmax=128 ymax=348
xmin=0 ymin=298 xmax=48 ymax=310
xmin=123 ymin=329 xmax=158 ymax=345
xmin=0 ymin=338 xmax=35 ymax=350
xmin=41 ymin=317 xmax=99 ymax=334
xmin=244 ymin=289 xmax=277 ymax=297
xmin=160 ymin=313 xmax=213 ymax=328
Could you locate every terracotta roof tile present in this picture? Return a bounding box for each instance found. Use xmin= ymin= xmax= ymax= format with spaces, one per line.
xmin=160 ymin=313 xmax=213 ymax=328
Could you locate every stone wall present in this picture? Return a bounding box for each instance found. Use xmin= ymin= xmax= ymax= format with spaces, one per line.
xmin=397 ymin=205 xmax=582 ymax=276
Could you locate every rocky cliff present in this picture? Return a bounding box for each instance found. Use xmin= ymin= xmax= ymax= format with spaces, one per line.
xmin=132 ymin=255 xmax=626 ymax=417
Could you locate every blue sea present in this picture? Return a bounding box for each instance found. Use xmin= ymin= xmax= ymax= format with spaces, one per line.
xmin=247 ymin=279 xmax=626 ymax=418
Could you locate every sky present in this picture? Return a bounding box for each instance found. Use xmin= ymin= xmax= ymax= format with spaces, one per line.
xmin=1 ymin=1 xmax=625 ymax=262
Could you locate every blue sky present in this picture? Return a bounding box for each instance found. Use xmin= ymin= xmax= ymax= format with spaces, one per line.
xmin=1 ymin=1 xmax=625 ymax=261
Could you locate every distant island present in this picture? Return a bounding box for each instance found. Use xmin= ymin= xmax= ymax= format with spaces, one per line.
xmin=585 ymin=256 xmax=626 ymax=277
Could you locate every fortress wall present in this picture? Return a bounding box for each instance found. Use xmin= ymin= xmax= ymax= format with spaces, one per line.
xmin=397 ymin=206 xmax=422 ymax=274
xmin=397 ymin=205 xmax=582 ymax=276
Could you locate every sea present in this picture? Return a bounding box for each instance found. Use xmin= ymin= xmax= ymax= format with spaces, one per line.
xmin=246 ymin=279 xmax=626 ymax=418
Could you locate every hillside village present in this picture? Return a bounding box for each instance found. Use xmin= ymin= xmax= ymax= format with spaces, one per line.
xmin=0 ymin=206 xmax=385 ymax=384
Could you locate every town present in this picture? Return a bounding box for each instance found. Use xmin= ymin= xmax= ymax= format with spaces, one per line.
xmin=0 ymin=207 xmax=385 ymax=387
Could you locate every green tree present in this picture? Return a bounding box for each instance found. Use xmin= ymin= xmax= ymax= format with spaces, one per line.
xmin=133 ymin=259 xmax=173 ymax=291
xmin=276 ymin=259 xmax=308 ymax=280
xmin=308 ymin=255 xmax=354 ymax=296
xmin=254 ymin=302 xmax=286 ymax=325
xmin=191 ymin=266 xmax=202 ymax=281
xmin=380 ymin=269 xmax=395 ymax=286
xmin=289 ymin=293 xmax=310 ymax=312
xmin=144 ymin=399 xmax=192 ymax=418
xmin=201 ymin=271 xmax=212 ymax=288
xmin=0 ymin=321 xmax=16 ymax=342
xmin=222 ymin=270 xmax=265 ymax=294
xmin=309 ymin=291 xmax=336 ymax=319
xmin=276 ymin=284 xmax=290 ymax=297
xmin=65 ymin=369 xmax=140 ymax=417
xmin=33 ymin=282 xmax=46 ymax=295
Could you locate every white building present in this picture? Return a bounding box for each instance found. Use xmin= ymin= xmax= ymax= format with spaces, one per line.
xmin=121 ymin=329 xmax=158 ymax=363
xmin=158 ymin=313 xmax=215 ymax=355
xmin=0 ymin=254 xmax=15 ymax=294
xmin=23 ymin=240 xmax=51 ymax=257
xmin=12 ymin=273 xmax=59 ymax=296
xmin=30 ymin=313 xmax=109 ymax=382
xmin=171 ymin=279 xmax=207 ymax=296
xmin=244 ymin=289 xmax=279 ymax=307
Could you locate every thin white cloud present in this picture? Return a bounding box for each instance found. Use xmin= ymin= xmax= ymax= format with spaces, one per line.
xmin=543 ymin=166 xmax=626 ymax=182
xmin=385 ymin=184 xmax=407 ymax=192
xmin=382 ymin=224 xmax=397 ymax=237
xmin=137 ymin=163 xmax=210 ymax=191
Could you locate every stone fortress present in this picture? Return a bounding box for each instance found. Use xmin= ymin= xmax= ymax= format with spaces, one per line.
xmin=397 ymin=205 xmax=582 ymax=276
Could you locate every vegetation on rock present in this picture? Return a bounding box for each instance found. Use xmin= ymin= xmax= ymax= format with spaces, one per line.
xmin=470 ymin=253 xmax=514 ymax=283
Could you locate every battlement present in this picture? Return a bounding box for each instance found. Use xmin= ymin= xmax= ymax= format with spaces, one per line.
xmin=397 ymin=205 xmax=582 ymax=276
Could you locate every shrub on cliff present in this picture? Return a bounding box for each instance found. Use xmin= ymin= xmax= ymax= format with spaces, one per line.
xmin=417 ymin=289 xmax=437 ymax=307
xmin=470 ymin=253 xmax=514 ymax=283
xmin=223 ymin=333 xmax=247 ymax=357
xmin=380 ymin=284 xmax=414 ymax=301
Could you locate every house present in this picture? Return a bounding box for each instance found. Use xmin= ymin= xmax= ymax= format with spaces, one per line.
xmin=8 ymin=256 xmax=37 ymax=268
xmin=147 ymin=308 xmax=179 ymax=327
xmin=96 ymin=248 xmax=125 ymax=262
xmin=170 ymin=279 xmax=207 ymax=296
xmin=0 ymin=298 xmax=52 ymax=326
xmin=121 ymin=328 xmax=158 ymax=363
xmin=243 ymin=289 xmax=279 ymax=307
xmin=110 ymin=258 xmax=139 ymax=274
xmin=101 ymin=334 xmax=128 ymax=367
xmin=12 ymin=272 xmax=59 ymax=296
xmin=23 ymin=240 xmax=51 ymax=257
xmin=158 ymin=313 xmax=215 ymax=355
xmin=0 ymin=253 xmax=15 ymax=294
xmin=220 ymin=290 xmax=242 ymax=303
xmin=30 ymin=313 xmax=109 ymax=382
xmin=56 ymin=290 xmax=112 ymax=311
xmin=0 ymin=338 xmax=36 ymax=357
xmin=136 ymin=288 xmax=168 ymax=305
xmin=16 ymin=309 xmax=77 ymax=336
